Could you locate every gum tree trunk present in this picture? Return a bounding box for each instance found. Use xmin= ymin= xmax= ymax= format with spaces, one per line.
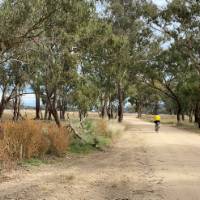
xmin=35 ymin=90 xmax=40 ymax=120
xmin=118 ymin=82 xmax=124 ymax=123
xmin=101 ymin=97 xmax=107 ymax=119
xmin=0 ymin=104 xmax=5 ymax=119
xmin=46 ymin=89 xmax=60 ymax=127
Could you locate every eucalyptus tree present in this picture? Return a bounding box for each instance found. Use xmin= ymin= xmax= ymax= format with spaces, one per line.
xmin=0 ymin=0 xmax=57 ymax=119
xmin=72 ymin=75 xmax=99 ymax=121
xmin=78 ymin=18 xmax=118 ymax=119
xmin=26 ymin=35 xmax=78 ymax=126
xmin=26 ymin=0 xmax=96 ymax=126
xmin=141 ymin=44 xmax=195 ymax=122
xmin=0 ymin=57 xmax=29 ymax=119
xmin=0 ymin=0 xmax=57 ymax=62
xmin=150 ymin=0 xmax=200 ymax=73
xmin=145 ymin=0 xmax=200 ymax=123
xmin=179 ymin=70 xmax=200 ymax=124
xmin=104 ymin=0 xmax=158 ymax=122
xmin=128 ymin=84 xmax=160 ymax=118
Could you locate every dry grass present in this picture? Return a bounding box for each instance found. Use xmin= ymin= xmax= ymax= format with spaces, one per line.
xmin=0 ymin=120 xmax=69 ymax=169
xmin=10 ymin=121 xmax=45 ymax=159
xmin=95 ymin=119 xmax=109 ymax=137
xmin=47 ymin=124 xmax=69 ymax=156
xmin=95 ymin=119 xmax=125 ymax=140
xmin=0 ymin=111 xmax=123 ymax=168
xmin=107 ymin=121 xmax=125 ymax=140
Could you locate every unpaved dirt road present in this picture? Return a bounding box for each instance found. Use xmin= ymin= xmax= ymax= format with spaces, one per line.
xmin=1 ymin=115 xmax=200 ymax=200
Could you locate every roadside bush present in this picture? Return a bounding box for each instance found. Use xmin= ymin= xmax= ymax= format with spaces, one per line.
xmin=0 ymin=120 xmax=69 ymax=165
xmin=1 ymin=121 xmax=46 ymax=160
xmin=69 ymin=119 xmax=122 ymax=153
xmin=95 ymin=119 xmax=111 ymax=137
xmin=47 ymin=125 xmax=69 ymax=156
xmin=95 ymin=119 xmax=123 ymax=140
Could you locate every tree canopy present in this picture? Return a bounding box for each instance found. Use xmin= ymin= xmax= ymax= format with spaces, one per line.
xmin=0 ymin=0 xmax=199 ymax=127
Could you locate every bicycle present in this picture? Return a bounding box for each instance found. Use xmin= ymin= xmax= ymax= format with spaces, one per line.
xmin=155 ymin=121 xmax=160 ymax=132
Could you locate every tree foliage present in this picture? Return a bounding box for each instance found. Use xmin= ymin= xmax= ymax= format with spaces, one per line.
xmin=0 ymin=0 xmax=200 ymax=127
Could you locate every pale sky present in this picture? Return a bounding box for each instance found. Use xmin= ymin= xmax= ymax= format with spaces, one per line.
xmin=96 ymin=0 xmax=168 ymax=16
xmin=152 ymin=0 xmax=168 ymax=7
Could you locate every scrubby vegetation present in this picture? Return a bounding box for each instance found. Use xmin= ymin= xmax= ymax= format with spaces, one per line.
xmin=69 ymin=119 xmax=123 ymax=154
xmin=0 ymin=120 xmax=69 ymax=169
xmin=1 ymin=0 xmax=200 ymax=174
xmin=0 ymin=117 xmax=124 ymax=170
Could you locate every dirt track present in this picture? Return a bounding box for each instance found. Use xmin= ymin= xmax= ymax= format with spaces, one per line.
xmin=1 ymin=115 xmax=200 ymax=200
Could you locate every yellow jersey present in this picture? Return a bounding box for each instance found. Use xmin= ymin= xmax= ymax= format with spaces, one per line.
xmin=154 ymin=115 xmax=161 ymax=121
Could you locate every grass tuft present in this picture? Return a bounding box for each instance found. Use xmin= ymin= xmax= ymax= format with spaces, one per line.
xmin=69 ymin=142 xmax=95 ymax=154
xmin=20 ymin=158 xmax=46 ymax=167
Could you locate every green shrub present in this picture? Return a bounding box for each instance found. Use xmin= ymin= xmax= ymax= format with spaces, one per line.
xmin=69 ymin=119 xmax=113 ymax=154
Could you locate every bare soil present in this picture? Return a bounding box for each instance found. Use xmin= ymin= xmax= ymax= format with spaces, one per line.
xmin=1 ymin=115 xmax=200 ymax=200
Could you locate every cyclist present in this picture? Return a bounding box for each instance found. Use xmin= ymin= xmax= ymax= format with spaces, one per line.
xmin=154 ymin=114 xmax=161 ymax=132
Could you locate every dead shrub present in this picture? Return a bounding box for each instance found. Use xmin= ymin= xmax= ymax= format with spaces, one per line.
xmin=47 ymin=125 xmax=69 ymax=156
xmin=95 ymin=119 xmax=111 ymax=137
xmin=0 ymin=120 xmax=69 ymax=166
xmin=1 ymin=120 xmax=48 ymax=160
xmin=95 ymin=119 xmax=124 ymax=141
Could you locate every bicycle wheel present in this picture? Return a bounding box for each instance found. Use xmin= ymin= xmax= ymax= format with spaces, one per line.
xmin=155 ymin=124 xmax=159 ymax=132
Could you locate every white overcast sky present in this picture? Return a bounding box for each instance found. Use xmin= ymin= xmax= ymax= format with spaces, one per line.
xmin=152 ymin=0 xmax=168 ymax=7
